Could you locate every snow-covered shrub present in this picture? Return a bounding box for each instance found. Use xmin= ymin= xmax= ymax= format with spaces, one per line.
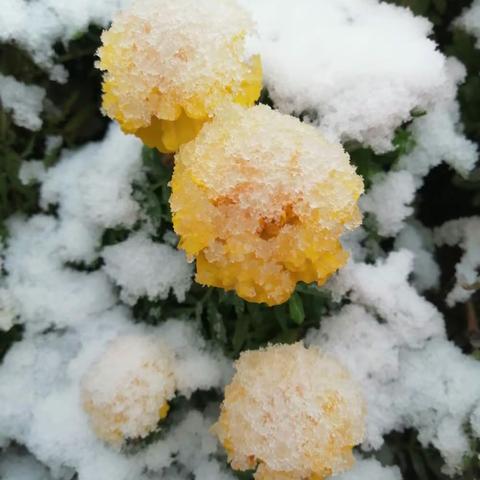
xmin=0 ymin=0 xmax=479 ymax=479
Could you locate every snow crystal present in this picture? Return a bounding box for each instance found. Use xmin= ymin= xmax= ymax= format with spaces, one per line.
xmin=395 ymin=339 xmax=480 ymax=473
xmin=0 ymin=0 xmax=130 ymax=78
xmin=360 ymin=171 xmax=415 ymax=237
xmin=395 ymin=221 xmax=440 ymax=292
xmin=0 ymin=288 xmax=17 ymax=331
xmin=398 ymin=59 xmax=477 ymax=179
xmin=329 ymin=250 xmax=445 ymax=347
xmin=471 ymin=403 xmax=480 ymax=438
xmin=335 ymin=457 xmax=402 ymax=480
xmin=158 ymin=320 xmax=232 ymax=396
xmin=241 ymin=0 xmax=450 ymax=152
xmin=18 ymin=161 xmax=47 ymax=186
xmin=41 ymin=124 xmax=144 ymax=237
xmin=457 ymin=0 xmax=480 ymax=47
xmin=434 ymin=217 xmax=480 ymax=306
xmin=3 ymin=215 xmax=117 ymax=333
xmin=142 ymin=410 xmax=236 ymax=480
xmin=0 ymin=74 xmax=45 ymax=131
xmin=2 ymin=125 xmax=144 ymax=333
xmin=102 ymin=232 xmax=193 ymax=305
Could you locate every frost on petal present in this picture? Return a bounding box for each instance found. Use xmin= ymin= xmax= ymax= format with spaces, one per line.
xmin=98 ymin=0 xmax=262 ymax=152
xmin=213 ymin=343 xmax=365 ymax=480
xmin=81 ymin=335 xmax=176 ymax=445
xmin=171 ymin=104 xmax=363 ymax=305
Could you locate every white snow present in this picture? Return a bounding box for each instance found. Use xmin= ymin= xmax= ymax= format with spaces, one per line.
xmin=0 ymin=74 xmax=45 ymax=131
xmin=329 ymin=250 xmax=445 ymax=347
xmin=0 ymin=0 xmax=130 ymax=79
xmin=456 ymin=0 xmax=480 ymax=47
xmin=102 ymin=232 xmax=193 ymax=305
xmin=308 ymin=304 xmax=480 ymax=472
xmin=360 ymin=171 xmax=416 ymax=237
xmin=241 ymin=0 xmax=451 ymax=153
xmin=0 ymin=119 xmax=231 ymax=479
xmin=1 ymin=0 xmax=479 ymax=478
xmin=398 ymin=59 xmax=478 ymax=179
xmin=434 ymin=217 xmax=480 ymax=306
xmin=18 ymin=161 xmax=47 ymax=186
xmin=0 ymin=288 xmax=18 ymax=331
xmin=334 ymin=457 xmax=402 ymax=480
xmin=394 ymin=221 xmax=440 ymax=292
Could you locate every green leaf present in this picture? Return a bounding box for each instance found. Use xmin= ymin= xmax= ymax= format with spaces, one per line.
xmin=207 ymin=300 xmax=227 ymax=343
xmin=288 ymin=293 xmax=305 ymax=325
xmin=410 ymin=449 xmax=430 ymax=480
xmin=232 ymin=315 xmax=249 ymax=353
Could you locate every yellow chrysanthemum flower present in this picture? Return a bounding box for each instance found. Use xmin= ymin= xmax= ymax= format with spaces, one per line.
xmin=212 ymin=343 xmax=366 ymax=480
xmin=170 ymin=104 xmax=363 ymax=305
xmin=81 ymin=335 xmax=176 ymax=446
xmin=97 ymin=0 xmax=262 ymax=153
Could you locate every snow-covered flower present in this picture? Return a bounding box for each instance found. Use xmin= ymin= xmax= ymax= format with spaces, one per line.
xmin=170 ymin=104 xmax=363 ymax=305
xmin=81 ymin=335 xmax=176 ymax=445
xmin=97 ymin=0 xmax=262 ymax=152
xmin=212 ymin=342 xmax=366 ymax=479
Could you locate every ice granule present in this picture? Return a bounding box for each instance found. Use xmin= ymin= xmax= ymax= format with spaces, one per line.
xmin=0 ymin=74 xmax=45 ymax=131
xmin=171 ymin=103 xmax=363 ymax=305
xmin=212 ymin=342 xmax=365 ymax=479
xmin=102 ymin=231 xmax=193 ymax=304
